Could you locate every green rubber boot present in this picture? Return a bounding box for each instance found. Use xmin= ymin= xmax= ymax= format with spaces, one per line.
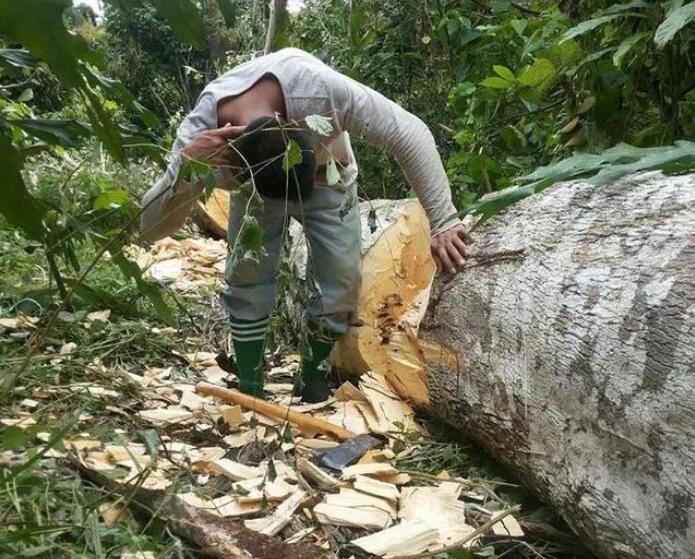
xmin=230 ymin=316 xmax=268 ymax=398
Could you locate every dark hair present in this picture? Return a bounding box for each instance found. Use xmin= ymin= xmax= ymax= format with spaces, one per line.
xmin=234 ymin=116 xmax=315 ymax=201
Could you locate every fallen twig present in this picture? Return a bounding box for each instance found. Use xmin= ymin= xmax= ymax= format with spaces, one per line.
xmin=75 ymin=458 xmax=323 ymax=559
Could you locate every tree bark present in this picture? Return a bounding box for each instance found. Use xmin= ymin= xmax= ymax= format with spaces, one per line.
xmin=420 ymin=172 xmax=695 ymax=559
xmin=264 ymin=0 xmax=288 ymax=54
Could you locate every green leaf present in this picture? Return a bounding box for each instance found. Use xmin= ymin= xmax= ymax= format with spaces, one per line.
xmin=654 ymin=2 xmax=695 ymax=48
xmin=83 ymin=65 xmax=160 ymax=128
xmin=518 ymin=58 xmax=557 ymax=89
xmin=0 ymin=48 xmax=37 ymax=70
xmin=520 ymin=141 xmax=695 ymax=189
xmin=480 ymin=76 xmax=513 ymax=89
xmin=326 ymin=158 xmax=341 ymax=186
xmin=493 ymin=65 xmax=515 ymax=81
xmin=0 ymin=0 xmax=96 ymax=87
xmin=93 ymin=189 xmax=131 ymax=210
xmin=147 ymin=0 xmax=206 ymax=49
xmin=11 ymin=119 xmax=90 ymax=148
xmin=282 ymin=139 xmax=303 ymax=171
xmin=239 ymin=215 xmax=265 ymax=252
xmin=305 ymin=114 xmax=334 ymax=136
xmin=0 ymin=134 xmax=46 ymax=241
xmin=216 ymin=0 xmax=237 ymax=26
xmin=560 ymin=15 xmax=621 ymax=43
xmin=112 ymin=252 xmax=176 ymax=325
xmin=17 ymin=88 xmax=33 ymax=103
xmin=66 ymin=280 xmax=136 ymax=316
xmin=518 ymin=58 xmax=558 ymax=103
xmin=599 ymin=0 xmax=650 ymax=15
xmin=613 ymin=32 xmax=651 ymax=67
xmin=2 ymin=426 xmax=26 ymax=450
xmin=137 ymin=429 xmax=160 ymax=463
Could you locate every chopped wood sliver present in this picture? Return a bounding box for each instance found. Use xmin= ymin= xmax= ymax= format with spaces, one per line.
xmin=492 ymin=514 xmax=525 ymax=537
xmin=323 ymin=400 xmax=372 ymax=435
xmin=334 ymin=381 xmax=367 ymax=402
xmin=398 ymin=484 xmax=476 ymax=550
xmin=352 ymin=519 xmax=440 ymax=558
xmin=341 ymin=462 xmax=399 ymax=480
xmin=353 ymin=475 xmax=399 ymax=504
xmin=205 ymin=458 xmax=263 ymax=480
xmin=325 ymin=488 xmax=397 ymax=518
xmin=244 ymin=490 xmax=306 ymax=536
xmin=359 ymin=372 xmax=421 ymax=435
xmin=297 ymin=458 xmax=340 ymax=489
xmin=137 ymin=407 xmax=194 ymax=425
xmin=221 ymin=405 xmax=244 ymax=428
xmin=314 ymin=502 xmax=393 ymax=530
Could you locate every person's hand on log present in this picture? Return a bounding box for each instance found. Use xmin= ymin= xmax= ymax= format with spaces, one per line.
xmin=431 ymin=224 xmax=471 ymax=276
xmin=180 ymin=123 xmax=245 ymax=167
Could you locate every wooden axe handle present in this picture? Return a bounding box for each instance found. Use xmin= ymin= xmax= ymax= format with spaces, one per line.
xmin=195 ymin=382 xmax=356 ymax=441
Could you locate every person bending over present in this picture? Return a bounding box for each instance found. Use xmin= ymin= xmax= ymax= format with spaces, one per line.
xmin=141 ymin=48 xmax=470 ymax=402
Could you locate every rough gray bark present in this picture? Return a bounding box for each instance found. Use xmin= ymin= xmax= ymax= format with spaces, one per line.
xmin=420 ymin=172 xmax=695 ymax=559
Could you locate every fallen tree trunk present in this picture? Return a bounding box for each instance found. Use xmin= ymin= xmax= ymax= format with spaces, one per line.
xmin=420 ymin=172 xmax=695 ymax=559
xmin=198 ymin=174 xmax=695 ymax=558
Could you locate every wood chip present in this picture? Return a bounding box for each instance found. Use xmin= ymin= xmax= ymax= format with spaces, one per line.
xmin=353 ymin=475 xmax=399 ymax=504
xmin=341 ymin=462 xmax=399 ymax=480
xmin=99 ymin=502 xmax=132 ymax=524
xmin=1 ymin=417 xmax=37 ymax=428
xmin=359 ymin=372 xmax=420 ymax=435
xmin=314 ymin=502 xmax=393 ymax=530
xmin=223 ymin=427 xmax=265 ymax=448
xmin=325 ymin=488 xmax=397 ymax=518
xmin=358 ymin=448 xmax=396 ymax=464
xmin=297 ymin=457 xmax=340 ymax=489
xmin=221 ymin=405 xmax=244 ymax=428
xmin=244 ymin=490 xmax=306 ymax=536
xmin=206 ymin=458 xmax=263 ymax=481
xmin=295 ymin=437 xmax=340 ymax=450
xmin=179 ymin=390 xmax=208 ymax=411
xmin=323 ymin=400 xmax=372 ymax=435
xmin=137 ymin=407 xmax=194 ymax=425
xmin=334 ymin=381 xmax=367 ymax=402
xmin=200 ymin=365 xmax=228 ymax=385
xmin=492 ymin=514 xmax=524 ymax=537
xmin=284 ymin=526 xmax=314 ymax=544
xmin=211 ymin=495 xmax=264 ymax=517
xmin=352 ymin=519 xmax=439 ymax=558
xmin=398 ymin=484 xmax=475 ymax=550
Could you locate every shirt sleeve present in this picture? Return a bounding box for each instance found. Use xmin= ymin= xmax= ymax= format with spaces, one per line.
xmin=328 ymin=72 xmax=461 ymax=236
xmin=140 ymin=92 xmax=217 ymax=242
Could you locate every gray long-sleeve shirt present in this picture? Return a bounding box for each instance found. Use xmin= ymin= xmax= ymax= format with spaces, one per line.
xmin=140 ymin=48 xmax=460 ymax=241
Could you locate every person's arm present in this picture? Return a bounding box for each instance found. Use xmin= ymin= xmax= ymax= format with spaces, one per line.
xmin=140 ymin=93 xmax=217 ymax=242
xmin=328 ymin=72 xmax=470 ymax=274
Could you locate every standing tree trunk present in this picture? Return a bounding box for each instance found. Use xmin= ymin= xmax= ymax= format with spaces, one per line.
xmin=420 ymin=172 xmax=695 ymax=559
xmin=264 ymin=0 xmax=288 ymax=54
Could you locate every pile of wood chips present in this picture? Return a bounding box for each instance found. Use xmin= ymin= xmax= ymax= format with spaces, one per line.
xmin=127 ymin=236 xmax=227 ymax=292
xmin=1 ymin=236 xmax=524 ymax=558
xmin=53 ymin=351 xmax=522 ymax=558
